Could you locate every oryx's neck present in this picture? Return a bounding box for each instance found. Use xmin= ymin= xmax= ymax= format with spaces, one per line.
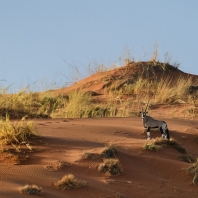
xmin=142 ymin=115 xmax=148 ymax=121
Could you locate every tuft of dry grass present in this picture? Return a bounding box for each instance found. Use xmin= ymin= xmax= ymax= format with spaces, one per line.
xmin=20 ymin=184 xmax=42 ymax=195
xmin=0 ymin=56 xmax=197 ymax=119
xmin=54 ymin=174 xmax=86 ymax=190
xmin=100 ymin=143 xmax=118 ymax=159
xmin=0 ymin=87 xmax=66 ymax=119
xmin=153 ymin=138 xmax=186 ymax=153
xmin=81 ymin=152 xmax=101 ymax=160
xmin=63 ymin=90 xmax=92 ymax=118
xmin=142 ymin=142 xmax=161 ymax=151
xmin=44 ymin=160 xmax=70 ymax=171
xmin=98 ymin=158 xmax=123 ymax=176
xmin=0 ymin=116 xmax=38 ymax=151
xmin=153 ymin=137 xmax=170 ymax=145
xmin=81 ymin=143 xmax=118 ymax=160
xmin=154 ymin=76 xmax=193 ymax=103
xmin=183 ymin=159 xmax=198 ymax=185
xmin=143 ymin=138 xmax=186 ymax=153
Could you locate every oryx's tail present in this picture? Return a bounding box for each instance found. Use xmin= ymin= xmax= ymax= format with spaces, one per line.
xmin=166 ymin=128 xmax=170 ymax=140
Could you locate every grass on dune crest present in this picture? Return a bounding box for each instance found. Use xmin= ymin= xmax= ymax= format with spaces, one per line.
xmin=0 ymin=54 xmax=198 ymax=119
xmin=0 ymin=87 xmax=66 ymax=119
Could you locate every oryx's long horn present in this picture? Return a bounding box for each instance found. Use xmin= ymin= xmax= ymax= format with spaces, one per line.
xmin=145 ymin=101 xmax=149 ymax=112
xmin=140 ymin=102 xmax=143 ymax=112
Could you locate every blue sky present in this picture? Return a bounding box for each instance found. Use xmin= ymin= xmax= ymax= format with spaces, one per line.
xmin=0 ymin=0 xmax=198 ymax=92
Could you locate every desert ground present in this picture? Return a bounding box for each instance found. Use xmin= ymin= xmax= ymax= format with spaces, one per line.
xmin=0 ymin=116 xmax=198 ymax=198
xmin=1 ymin=61 xmax=198 ymax=197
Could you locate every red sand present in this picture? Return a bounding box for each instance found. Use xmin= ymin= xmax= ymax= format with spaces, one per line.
xmin=0 ymin=117 xmax=198 ymax=198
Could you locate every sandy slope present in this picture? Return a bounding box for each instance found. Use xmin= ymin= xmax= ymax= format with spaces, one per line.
xmin=0 ymin=117 xmax=198 ymax=198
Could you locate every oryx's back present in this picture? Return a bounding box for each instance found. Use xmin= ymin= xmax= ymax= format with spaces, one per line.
xmin=143 ymin=116 xmax=165 ymax=128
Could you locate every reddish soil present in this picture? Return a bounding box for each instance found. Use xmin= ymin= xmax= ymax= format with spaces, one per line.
xmin=0 ymin=117 xmax=198 ymax=198
xmin=1 ymin=62 xmax=198 ymax=197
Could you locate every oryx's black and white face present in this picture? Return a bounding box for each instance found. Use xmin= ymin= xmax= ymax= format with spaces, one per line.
xmin=140 ymin=102 xmax=149 ymax=119
xmin=140 ymin=111 xmax=148 ymax=119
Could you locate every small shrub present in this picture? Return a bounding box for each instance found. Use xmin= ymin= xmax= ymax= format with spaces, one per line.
xmin=54 ymin=161 xmax=68 ymax=170
xmin=81 ymin=144 xmax=118 ymax=160
xmin=0 ymin=116 xmax=37 ymax=151
xmin=98 ymin=158 xmax=123 ymax=176
xmin=184 ymin=159 xmax=198 ymax=185
xmin=44 ymin=160 xmax=69 ymax=171
xmin=81 ymin=152 xmax=100 ymax=160
xmin=100 ymin=143 xmax=118 ymax=159
xmin=142 ymin=142 xmax=161 ymax=151
xmin=54 ymin=174 xmax=86 ymax=190
xmin=20 ymin=184 xmax=42 ymax=195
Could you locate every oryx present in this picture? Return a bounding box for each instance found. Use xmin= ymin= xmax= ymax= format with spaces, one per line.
xmin=140 ymin=102 xmax=170 ymax=140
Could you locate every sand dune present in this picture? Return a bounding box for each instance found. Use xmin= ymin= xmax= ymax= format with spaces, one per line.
xmin=0 ymin=117 xmax=197 ymax=197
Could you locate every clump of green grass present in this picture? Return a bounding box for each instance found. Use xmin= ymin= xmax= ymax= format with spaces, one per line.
xmin=183 ymin=159 xmax=198 ymax=185
xmin=0 ymin=116 xmax=37 ymax=151
xmin=54 ymin=174 xmax=86 ymax=190
xmin=142 ymin=142 xmax=161 ymax=151
xmin=98 ymin=158 xmax=123 ymax=176
xmin=20 ymin=184 xmax=42 ymax=195
xmin=100 ymin=143 xmax=118 ymax=159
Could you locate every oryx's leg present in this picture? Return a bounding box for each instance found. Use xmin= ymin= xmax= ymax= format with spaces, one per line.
xmin=161 ymin=122 xmax=169 ymax=139
xmin=142 ymin=125 xmax=147 ymax=134
xmin=147 ymin=127 xmax=151 ymax=140
xmin=159 ymin=127 xmax=165 ymax=138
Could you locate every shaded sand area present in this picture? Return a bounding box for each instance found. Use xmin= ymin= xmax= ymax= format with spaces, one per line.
xmin=0 ymin=117 xmax=198 ymax=198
